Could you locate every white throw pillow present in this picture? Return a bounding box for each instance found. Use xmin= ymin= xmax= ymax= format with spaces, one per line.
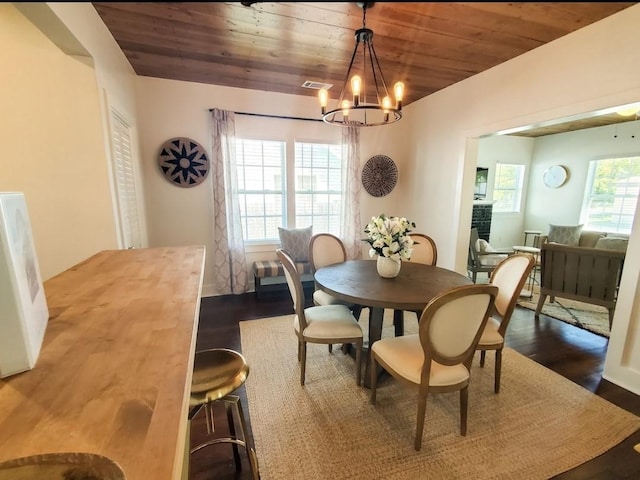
xmin=476 ymin=238 xmax=497 ymax=253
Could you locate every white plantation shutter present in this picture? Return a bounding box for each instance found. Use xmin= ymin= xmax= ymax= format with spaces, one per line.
xmin=110 ymin=110 xmax=141 ymax=249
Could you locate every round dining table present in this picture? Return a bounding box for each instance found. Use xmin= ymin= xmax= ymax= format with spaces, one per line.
xmin=314 ymin=259 xmax=472 ymax=387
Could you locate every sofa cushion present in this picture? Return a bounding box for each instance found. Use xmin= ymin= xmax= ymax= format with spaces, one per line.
xmin=594 ymin=236 xmax=629 ymax=252
xmin=278 ymin=225 xmax=313 ymax=262
xmin=579 ymin=231 xmax=606 ymax=248
xmin=548 ymin=224 xmax=583 ymax=246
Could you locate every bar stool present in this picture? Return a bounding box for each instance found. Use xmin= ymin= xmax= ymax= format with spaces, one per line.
xmin=188 ymin=348 xmax=259 ymax=479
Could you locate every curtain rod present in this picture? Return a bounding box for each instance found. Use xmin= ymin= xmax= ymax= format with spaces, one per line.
xmin=208 ymin=109 xmax=322 ymax=123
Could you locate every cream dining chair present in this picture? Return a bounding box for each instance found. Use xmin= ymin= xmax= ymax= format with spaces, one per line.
xmin=408 ymin=233 xmax=438 ymax=266
xmin=394 ymin=233 xmax=438 ymax=336
xmin=277 ymin=248 xmax=364 ymax=386
xmin=308 ymin=233 xmax=359 ymax=309
xmin=370 ymin=284 xmax=498 ymax=450
xmin=475 ymin=253 xmax=535 ymax=393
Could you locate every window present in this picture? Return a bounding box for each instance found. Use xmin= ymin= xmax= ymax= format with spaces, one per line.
xmin=493 ymin=163 xmax=525 ymax=213
xmin=236 ymin=139 xmax=345 ymax=242
xmin=294 ymin=142 xmax=344 ymax=234
xmin=236 ymin=139 xmax=286 ymax=242
xmin=580 ymin=156 xmax=640 ymax=234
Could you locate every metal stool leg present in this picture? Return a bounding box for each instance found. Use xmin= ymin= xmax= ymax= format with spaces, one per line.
xmin=190 ymin=395 xmax=260 ymax=480
xmin=225 ymin=398 xmax=242 ymax=470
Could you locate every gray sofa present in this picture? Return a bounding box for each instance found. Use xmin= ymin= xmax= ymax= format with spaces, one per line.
xmin=535 ymin=230 xmax=628 ymax=328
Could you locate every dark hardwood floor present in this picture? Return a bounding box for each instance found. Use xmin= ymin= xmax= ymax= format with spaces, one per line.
xmin=189 ymin=287 xmax=640 ymax=480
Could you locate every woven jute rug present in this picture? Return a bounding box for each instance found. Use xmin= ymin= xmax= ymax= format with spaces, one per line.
xmin=240 ymin=311 xmax=640 ymax=480
xmin=516 ymin=285 xmax=610 ymax=338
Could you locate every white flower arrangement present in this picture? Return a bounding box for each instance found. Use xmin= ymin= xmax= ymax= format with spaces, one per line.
xmin=364 ymin=214 xmax=416 ymax=261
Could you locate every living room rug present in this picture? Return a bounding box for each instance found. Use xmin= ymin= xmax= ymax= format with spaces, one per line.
xmin=516 ymin=285 xmax=610 ymax=338
xmin=240 ymin=312 xmax=639 ymax=480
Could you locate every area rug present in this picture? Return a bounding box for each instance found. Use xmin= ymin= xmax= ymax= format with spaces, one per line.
xmin=240 ymin=312 xmax=640 ymax=480
xmin=516 ymin=285 xmax=610 ymax=338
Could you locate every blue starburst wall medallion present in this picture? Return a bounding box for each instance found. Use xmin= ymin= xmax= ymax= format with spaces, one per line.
xmin=157 ymin=137 xmax=210 ymax=187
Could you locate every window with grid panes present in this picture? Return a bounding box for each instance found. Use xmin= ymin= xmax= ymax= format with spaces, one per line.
xmin=493 ymin=163 xmax=525 ymax=213
xmin=294 ymin=142 xmax=344 ymax=236
xmin=580 ymin=156 xmax=640 ymax=234
xmin=236 ymin=139 xmax=286 ymax=242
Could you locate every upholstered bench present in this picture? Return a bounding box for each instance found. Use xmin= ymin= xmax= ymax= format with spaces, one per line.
xmin=253 ymin=260 xmax=313 ymax=298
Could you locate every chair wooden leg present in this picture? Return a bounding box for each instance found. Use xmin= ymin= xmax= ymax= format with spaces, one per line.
xmin=479 ymin=350 xmax=486 ymax=367
xmin=415 ymin=393 xmax=428 ymax=451
xmin=328 ymin=344 xmax=332 ymax=353
xmin=300 ymin=342 xmax=307 ymax=386
xmin=393 ymin=309 xmax=404 ymax=337
xmin=494 ymin=349 xmax=502 ymax=394
xmin=460 ymin=386 xmax=468 ymax=436
xmin=370 ymin=355 xmax=378 ymax=404
xmin=535 ymin=293 xmax=547 ymax=318
xmin=355 ymin=339 xmax=362 ymax=386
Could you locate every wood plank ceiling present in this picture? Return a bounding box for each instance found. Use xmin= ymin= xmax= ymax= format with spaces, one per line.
xmin=92 ymin=2 xmax=637 ymax=136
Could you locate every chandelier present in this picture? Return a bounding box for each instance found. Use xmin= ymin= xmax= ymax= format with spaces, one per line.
xmin=319 ymin=2 xmax=405 ymax=127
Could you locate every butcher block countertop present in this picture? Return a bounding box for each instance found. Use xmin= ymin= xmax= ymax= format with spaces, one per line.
xmin=0 ymin=246 xmax=206 ymax=480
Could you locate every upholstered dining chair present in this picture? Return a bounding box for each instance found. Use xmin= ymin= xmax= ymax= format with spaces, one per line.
xmin=408 ymin=233 xmax=438 ymax=266
xmin=476 ymin=253 xmax=535 ymax=393
xmin=309 ymin=233 xmax=358 ymax=308
xmin=277 ymin=248 xmax=364 ymax=386
xmin=370 ymin=284 xmax=498 ymax=451
xmin=394 ymin=233 xmax=439 ymax=336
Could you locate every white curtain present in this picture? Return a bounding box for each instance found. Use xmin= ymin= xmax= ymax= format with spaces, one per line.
xmin=210 ymin=108 xmax=248 ymax=294
xmin=341 ymin=126 xmax=363 ymax=260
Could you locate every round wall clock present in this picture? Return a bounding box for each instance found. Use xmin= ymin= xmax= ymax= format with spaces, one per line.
xmin=543 ymin=165 xmax=568 ymax=188
xmin=157 ymin=137 xmax=210 ymax=188
xmin=361 ymin=155 xmax=398 ymax=197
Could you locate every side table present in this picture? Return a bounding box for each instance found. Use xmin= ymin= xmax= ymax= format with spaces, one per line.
xmin=523 ymin=230 xmax=542 ymax=247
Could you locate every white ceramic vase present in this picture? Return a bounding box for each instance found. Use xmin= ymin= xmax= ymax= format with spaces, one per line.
xmin=376 ymin=255 xmax=401 ymax=278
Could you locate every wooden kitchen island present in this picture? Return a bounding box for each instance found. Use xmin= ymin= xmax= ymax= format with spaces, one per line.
xmin=0 ymin=246 xmax=206 ymax=480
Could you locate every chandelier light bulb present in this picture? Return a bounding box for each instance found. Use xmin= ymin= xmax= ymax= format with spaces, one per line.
xmin=351 ymin=75 xmax=362 ymax=106
xmin=341 ymin=99 xmax=351 ymax=118
xmin=394 ymin=82 xmax=405 ymax=110
xmin=319 ymin=89 xmax=328 ymax=114
xmin=382 ymin=96 xmax=391 ymax=122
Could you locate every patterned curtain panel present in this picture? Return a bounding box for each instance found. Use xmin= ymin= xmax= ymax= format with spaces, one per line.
xmin=210 ymin=109 xmax=248 ymax=294
xmin=341 ymin=126 xmax=363 ymax=260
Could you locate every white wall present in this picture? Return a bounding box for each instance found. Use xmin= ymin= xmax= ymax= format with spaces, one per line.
xmin=477 ymin=135 xmax=535 ymax=249
xmin=0 ymin=4 xmax=119 ymax=280
xmin=525 ymin=120 xmax=640 ymax=233
xmin=46 ymin=2 xmax=148 ymax=249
